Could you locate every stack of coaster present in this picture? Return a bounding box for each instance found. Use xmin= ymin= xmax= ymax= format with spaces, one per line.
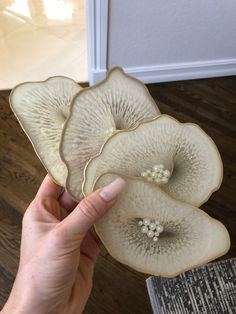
xmin=146 ymin=258 xmax=236 ymax=314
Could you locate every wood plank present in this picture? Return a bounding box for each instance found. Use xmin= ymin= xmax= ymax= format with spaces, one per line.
xmin=0 ymin=200 xmax=21 ymax=310
xmin=0 ymin=265 xmax=15 ymax=309
xmin=85 ymin=252 xmax=152 ymax=314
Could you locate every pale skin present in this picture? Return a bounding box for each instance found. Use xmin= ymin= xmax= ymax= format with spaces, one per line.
xmin=2 ymin=175 xmax=126 ymax=314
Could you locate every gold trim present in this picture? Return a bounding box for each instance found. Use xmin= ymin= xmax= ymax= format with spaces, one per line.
xmin=82 ymin=114 xmax=223 ymax=206
xmin=59 ymin=66 xmax=161 ymax=199
xmin=9 ymin=76 xmax=82 ymax=187
xmin=93 ymin=172 xmax=230 ymax=278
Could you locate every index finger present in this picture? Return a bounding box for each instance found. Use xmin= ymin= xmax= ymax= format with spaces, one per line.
xmin=36 ymin=174 xmax=64 ymax=200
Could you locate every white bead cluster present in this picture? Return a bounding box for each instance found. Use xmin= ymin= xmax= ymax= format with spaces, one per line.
xmin=141 ymin=164 xmax=170 ymax=185
xmin=138 ymin=217 xmax=164 ymax=242
xmin=105 ymin=127 xmax=116 ymax=137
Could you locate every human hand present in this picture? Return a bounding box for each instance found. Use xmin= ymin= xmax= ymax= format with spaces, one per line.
xmin=2 ymin=175 xmax=126 ymax=314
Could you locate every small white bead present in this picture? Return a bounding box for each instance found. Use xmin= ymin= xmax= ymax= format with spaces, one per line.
xmin=153 ymin=165 xmax=160 ymax=172
xmin=159 ymin=169 xmax=164 ymax=175
xmin=138 ymin=220 xmax=143 ymax=226
xmin=155 ymin=178 xmax=162 ymax=184
xmin=154 ymin=231 xmax=160 ymax=236
xmin=153 ymin=236 xmax=158 ymax=242
xmin=156 ymin=225 xmax=164 ymax=232
xmin=161 ymin=177 xmax=168 ymax=184
xmin=143 ymin=218 xmax=151 ymax=226
xmin=141 ymin=171 xmax=147 ymax=177
xmin=151 ymin=172 xmax=157 ymax=178
xmin=147 ymin=230 xmax=155 ymax=238
xmin=149 ymin=223 xmax=156 ymax=230
xmin=157 ymin=173 xmax=162 ymax=178
xmin=141 ymin=226 xmax=148 ymax=233
xmin=163 ymin=170 xmax=170 ymax=177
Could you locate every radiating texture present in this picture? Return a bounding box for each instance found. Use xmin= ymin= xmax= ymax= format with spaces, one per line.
xmin=84 ymin=115 xmax=223 ymax=206
xmin=146 ymin=258 xmax=236 ymax=314
xmin=1 ymin=76 xmax=235 ymax=314
xmin=10 ymin=77 xmax=82 ymax=186
xmin=94 ymin=173 xmax=230 ymax=277
xmin=61 ymin=67 xmax=160 ymax=200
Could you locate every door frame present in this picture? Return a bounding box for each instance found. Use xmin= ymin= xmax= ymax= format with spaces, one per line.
xmin=86 ymin=0 xmax=109 ymax=85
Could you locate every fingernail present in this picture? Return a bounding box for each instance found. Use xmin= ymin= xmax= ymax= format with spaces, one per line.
xmin=99 ymin=178 xmax=127 ymax=202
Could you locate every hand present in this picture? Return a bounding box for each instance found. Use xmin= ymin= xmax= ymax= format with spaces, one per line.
xmin=2 ymin=175 xmax=126 ymax=314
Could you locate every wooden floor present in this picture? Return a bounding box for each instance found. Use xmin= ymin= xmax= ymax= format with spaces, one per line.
xmin=0 ymin=76 xmax=235 ymax=313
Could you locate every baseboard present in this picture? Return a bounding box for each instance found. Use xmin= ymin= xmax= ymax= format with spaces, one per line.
xmin=90 ymin=68 xmax=107 ymax=84
xmin=90 ymin=59 xmax=236 ymax=85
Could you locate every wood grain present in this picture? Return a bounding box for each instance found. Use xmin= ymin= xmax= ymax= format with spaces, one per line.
xmin=0 ymin=77 xmax=235 ymax=313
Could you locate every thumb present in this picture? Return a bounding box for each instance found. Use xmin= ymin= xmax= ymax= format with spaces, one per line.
xmin=58 ymin=177 xmax=127 ymax=240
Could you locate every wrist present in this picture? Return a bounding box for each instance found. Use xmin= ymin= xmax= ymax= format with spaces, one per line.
xmin=2 ymin=274 xmax=49 ymax=314
xmin=2 ymin=298 xmax=31 ymax=314
xmin=2 ymin=296 xmax=55 ymax=314
xmin=2 ymin=276 xmax=65 ymax=314
xmin=2 ymin=292 xmax=39 ymax=314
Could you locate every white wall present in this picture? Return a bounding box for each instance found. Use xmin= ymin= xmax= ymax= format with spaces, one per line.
xmin=106 ymin=0 xmax=236 ymax=83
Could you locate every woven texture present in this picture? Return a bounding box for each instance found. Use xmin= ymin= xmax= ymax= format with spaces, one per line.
xmin=146 ymin=258 xmax=236 ymax=314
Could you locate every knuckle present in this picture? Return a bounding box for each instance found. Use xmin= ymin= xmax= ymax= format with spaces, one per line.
xmin=79 ymin=197 xmax=101 ymax=220
xmin=22 ymin=213 xmax=29 ymax=228
xmin=84 ymin=273 xmax=93 ymax=291
xmin=22 ymin=210 xmax=29 ymax=225
xmin=34 ymin=197 xmax=51 ymax=212
xmin=22 ymin=197 xmax=50 ymax=228
xmin=22 ymin=199 xmax=36 ymax=226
